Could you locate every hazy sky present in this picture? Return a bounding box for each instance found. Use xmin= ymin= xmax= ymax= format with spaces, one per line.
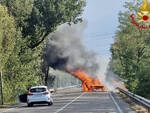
xmin=83 ymin=0 xmax=127 ymax=60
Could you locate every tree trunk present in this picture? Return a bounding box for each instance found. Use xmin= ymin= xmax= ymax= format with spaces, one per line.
xmin=0 ymin=71 xmax=4 ymax=105
xmin=44 ymin=66 xmax=49 ymax=86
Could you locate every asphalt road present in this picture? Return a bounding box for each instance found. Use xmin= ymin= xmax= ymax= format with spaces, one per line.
xmin=0 ymin=90 xmax=136 ymax=113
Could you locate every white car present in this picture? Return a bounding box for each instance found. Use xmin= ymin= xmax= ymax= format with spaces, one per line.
xmin=27 ymin=86 xmax=53 ymax=107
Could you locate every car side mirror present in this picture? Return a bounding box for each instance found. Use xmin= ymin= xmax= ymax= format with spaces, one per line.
xmin=49 ymin=89 xmax=55 ymax=94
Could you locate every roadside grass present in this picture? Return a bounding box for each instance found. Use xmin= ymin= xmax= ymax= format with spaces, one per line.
xmin=0 ymin=99 xmax=18 ymax=108
xmin=117 ymin=91 xmax=148 ymax=113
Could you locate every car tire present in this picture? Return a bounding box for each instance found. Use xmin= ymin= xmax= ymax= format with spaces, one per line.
xmin=48 ymin=102 xmax=53 ymax=106
xmin=28 ymin=103 xmax=33 ymax=107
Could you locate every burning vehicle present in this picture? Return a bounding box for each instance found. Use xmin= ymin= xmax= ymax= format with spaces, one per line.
xmin=68 ymin=68 xmax=106 ymax=92
xmin=43 ymin=22 xmax=108 ymax=92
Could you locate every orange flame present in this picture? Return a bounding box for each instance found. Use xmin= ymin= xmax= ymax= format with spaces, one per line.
xmin=70 ymin=69 xmax=106 ymax=92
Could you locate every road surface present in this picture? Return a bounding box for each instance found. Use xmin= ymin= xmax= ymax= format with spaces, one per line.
xmin=0 ymin=90 xmax=136 ymax=113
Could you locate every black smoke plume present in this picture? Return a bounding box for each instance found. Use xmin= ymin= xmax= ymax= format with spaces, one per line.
xmin=43 ymin=22 xmax=100 ymax=77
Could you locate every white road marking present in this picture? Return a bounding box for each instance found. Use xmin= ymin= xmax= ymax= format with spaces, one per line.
xmin=54 ymin=92 xmax=85 ymax=113
xmin=109 ymin=92 xmax=123 ymax=113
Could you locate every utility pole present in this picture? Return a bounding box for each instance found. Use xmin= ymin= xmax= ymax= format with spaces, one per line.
xmin=0 ymin=71 xmax=4 ymax=105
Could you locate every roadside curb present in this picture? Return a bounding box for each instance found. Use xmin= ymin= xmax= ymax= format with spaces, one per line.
xmin=0 ymin=103 xmax=25 ymax=113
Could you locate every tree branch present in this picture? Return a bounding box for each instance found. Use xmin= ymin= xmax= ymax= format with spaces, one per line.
xmin=29 ymin=32 xmax=50 ymax=49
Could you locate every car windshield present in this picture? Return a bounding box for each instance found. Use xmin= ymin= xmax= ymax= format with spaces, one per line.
xmin=30 ymin=88 xmax=46 ymax=93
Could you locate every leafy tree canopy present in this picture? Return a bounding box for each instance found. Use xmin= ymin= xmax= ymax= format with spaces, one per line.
xmin=0 ymin=4 xmax=16 ymax=70
xmin=110 ymin=0 xmax=150 ymax=98
xmin=0 ymin=0 xmax=86 ymax=48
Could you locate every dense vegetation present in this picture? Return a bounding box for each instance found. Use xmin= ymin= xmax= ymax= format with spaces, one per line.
xmin=110 ymin=0 xmax=150 ymax=99
xmin=0 ymin=0 xmax=85 ymax=104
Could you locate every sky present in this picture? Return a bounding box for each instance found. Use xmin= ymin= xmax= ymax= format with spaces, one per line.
xmin=82 ymin=0 xmax=127 ymax=60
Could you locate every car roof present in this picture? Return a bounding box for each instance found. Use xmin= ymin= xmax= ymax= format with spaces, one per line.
xmin=30 ymin=86 xmax=47 ymax=89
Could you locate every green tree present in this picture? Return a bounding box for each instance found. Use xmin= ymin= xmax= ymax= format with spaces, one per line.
xmin=2 ymin=32 xmax=43 ymax=103
xmin=0 ymin=0 xmax=86 ymax=103
xmin=111 ymin=0 xmax=150 ymax=98
xmin=1 ymin=0 xmax=86 ymax=48
xmin=0 ymin=0 xmax=85 ymax=102
xmin=0 ymin=4 xmax=16 ymax=70
xmin=0 ymin=4 xmax=16 ymax=104
xmin=1 ymin=0 xmax=86 ymax=86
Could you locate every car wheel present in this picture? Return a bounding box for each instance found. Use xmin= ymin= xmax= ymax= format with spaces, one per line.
xmin=48 ymin=102 xmax=53 ymax=106
xmin=28 ymin=103 xmax=33 ymax=107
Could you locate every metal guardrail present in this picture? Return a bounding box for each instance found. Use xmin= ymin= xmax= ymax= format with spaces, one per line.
xmin=55 ymin=85 xmax=81 ymax=91
xmin=117 ymin=87 xmax=150 ymax=112
xmin=56 ymin=85 xmax=80 ymax=89
xmin=56 ymin=85 xmax=81 ymax=90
